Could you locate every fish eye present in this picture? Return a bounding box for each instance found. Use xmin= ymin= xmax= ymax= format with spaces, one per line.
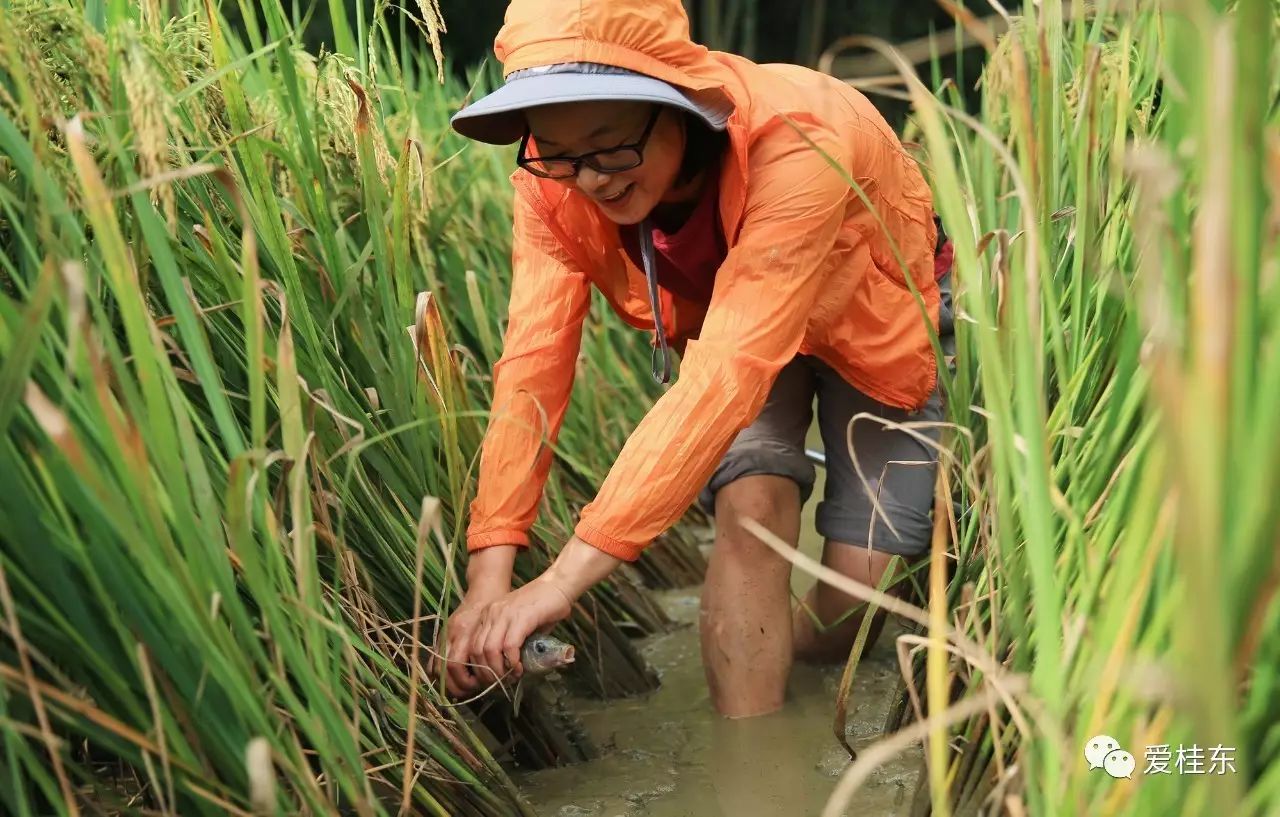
xmin=535 ymin=642 xmax=547 ymax=654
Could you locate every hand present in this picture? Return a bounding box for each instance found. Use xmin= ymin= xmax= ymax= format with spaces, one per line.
xmin=470 ymin=577 xmax=574 ymax=687
xmin=436 ymin=536 xmax=620 ymax=698
xmin=467 ymin=535 xmax=624 ymax=686
xmin=434 ymin=545 xmax=518 ymax=697
xmin=437 ymin=584 xmax=510 ymax=698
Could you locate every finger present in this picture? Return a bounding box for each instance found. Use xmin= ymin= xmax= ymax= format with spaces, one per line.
xmin=463 ymin=619 xmax=493 ymax=688
xmin=502 ymin=631 xmax=524 ymax=679
xmin=480 ymin=617 xmax=511 ymax=686
xmin=441 ymin=631 xmax=474 ymax=695
xmin=500 ymin=609 xmax=539 ymax=679
xmin=447 ymin=661 xmax=474 ymax=698
xmin=446 ymin=657 xmax=475 ymax=698
xmin=442 ymin=651 xmax=464 ymax=697
xmin=448 ymin=650 xmax=473 ymax=696
xmin=447 ymin=633 xmax=482 ymax=696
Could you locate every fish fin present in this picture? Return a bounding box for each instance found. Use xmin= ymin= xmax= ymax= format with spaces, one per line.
xmin=513 ymin=677 xmax=525 ymax=718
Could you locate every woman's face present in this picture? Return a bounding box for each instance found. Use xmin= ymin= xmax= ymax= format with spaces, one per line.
xmin=523 ymin=100 xmax=686 ymax=225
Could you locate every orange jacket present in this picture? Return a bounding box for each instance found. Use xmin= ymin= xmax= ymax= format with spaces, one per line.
xmin=465 ymin=0 xmax=940 ymax=562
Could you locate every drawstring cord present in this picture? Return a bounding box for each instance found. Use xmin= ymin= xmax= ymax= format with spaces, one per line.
xmin=637 ymin=220 xmax=672 ymax=384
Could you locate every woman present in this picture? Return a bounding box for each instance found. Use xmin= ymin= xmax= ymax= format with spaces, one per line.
xmin=439 ymin=0 xmax=949 ymax=719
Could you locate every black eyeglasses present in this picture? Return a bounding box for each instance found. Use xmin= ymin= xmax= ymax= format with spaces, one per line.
xmin=517 ymin=106 xmax=661 ymax=179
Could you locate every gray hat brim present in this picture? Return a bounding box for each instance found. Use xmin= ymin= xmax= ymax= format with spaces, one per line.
xmin=451 ymin=71 xmax=731 ymax=145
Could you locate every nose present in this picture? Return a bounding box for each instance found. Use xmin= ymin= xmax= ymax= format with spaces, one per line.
xmin=575 ymin=165 xmax=610 ymax=195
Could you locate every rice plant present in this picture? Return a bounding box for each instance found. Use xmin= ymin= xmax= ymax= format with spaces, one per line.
xmin=812 ymin=1 xmax=1280 ymax=814
xmin=0 ymin=0 xmax=702 ymax=812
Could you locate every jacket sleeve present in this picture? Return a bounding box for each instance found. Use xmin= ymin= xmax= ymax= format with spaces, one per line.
xmin=573 ymin=126 xmax=852 ymax=561
xmin=466 ymin=191 xmax=592 ymax=552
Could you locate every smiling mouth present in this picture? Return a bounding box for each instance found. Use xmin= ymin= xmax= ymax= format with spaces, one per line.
xmin=599 ymin=184 xmax=633 ymax=204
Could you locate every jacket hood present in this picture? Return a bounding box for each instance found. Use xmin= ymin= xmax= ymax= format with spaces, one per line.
xmin=493 ymin=0 xmax=733 ymax=108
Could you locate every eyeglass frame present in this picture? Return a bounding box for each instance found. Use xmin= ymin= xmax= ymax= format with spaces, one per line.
xmin=516 ymin=105 xmax=662 ymax=179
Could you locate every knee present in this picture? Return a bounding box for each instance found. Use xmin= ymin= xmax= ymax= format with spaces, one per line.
xmin=712 ymin=475 xmax=800 ymax=563
xmin=716 ymin=474 xmax=798 ymax=527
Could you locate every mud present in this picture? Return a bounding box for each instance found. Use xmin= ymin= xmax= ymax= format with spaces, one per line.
xmin=516 ymin=463 xmax=922 ymax=817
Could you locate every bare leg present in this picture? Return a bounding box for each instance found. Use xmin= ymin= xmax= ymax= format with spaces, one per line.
xmin=791 ymin=541 xmax=903 ymax=664
xmin=700 ymin=475 xmax=800 ymax=718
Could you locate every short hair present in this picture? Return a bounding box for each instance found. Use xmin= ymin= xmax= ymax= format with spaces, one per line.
xmin=675 ymin=110 xmax=730 ymax=185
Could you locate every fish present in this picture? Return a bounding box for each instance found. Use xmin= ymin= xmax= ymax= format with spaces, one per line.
xmin=513 ymin=634 xmax=575 ymax=716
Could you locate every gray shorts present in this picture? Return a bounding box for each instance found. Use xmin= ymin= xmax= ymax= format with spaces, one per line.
xmin=696 ymin=355 xmax=943 ymax=557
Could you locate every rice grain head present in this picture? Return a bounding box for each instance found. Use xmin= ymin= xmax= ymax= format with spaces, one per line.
xmin=121 ymin=26 xmax=178 ymax=228
xmin=1063 ymin=41 xmax=1150 ymax=131
xmin=976 ymin=17 xmax=1027 ymax=134
xmin=412 ymin=0 xmax=447 ymax=83
xmin=2 ymin=0 xmax=110 ymax=121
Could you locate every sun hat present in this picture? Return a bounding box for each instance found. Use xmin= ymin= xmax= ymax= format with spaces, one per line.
xmin=450 ymin=61 xmax=734 ymax=145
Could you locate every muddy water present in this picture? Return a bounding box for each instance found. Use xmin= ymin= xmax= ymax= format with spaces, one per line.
xmin=516 ymin=465 xmax=922 ymax=817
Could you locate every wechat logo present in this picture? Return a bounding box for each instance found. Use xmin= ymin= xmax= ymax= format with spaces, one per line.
xmin=1085 ymin=735 xmax=1135 ymax=779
